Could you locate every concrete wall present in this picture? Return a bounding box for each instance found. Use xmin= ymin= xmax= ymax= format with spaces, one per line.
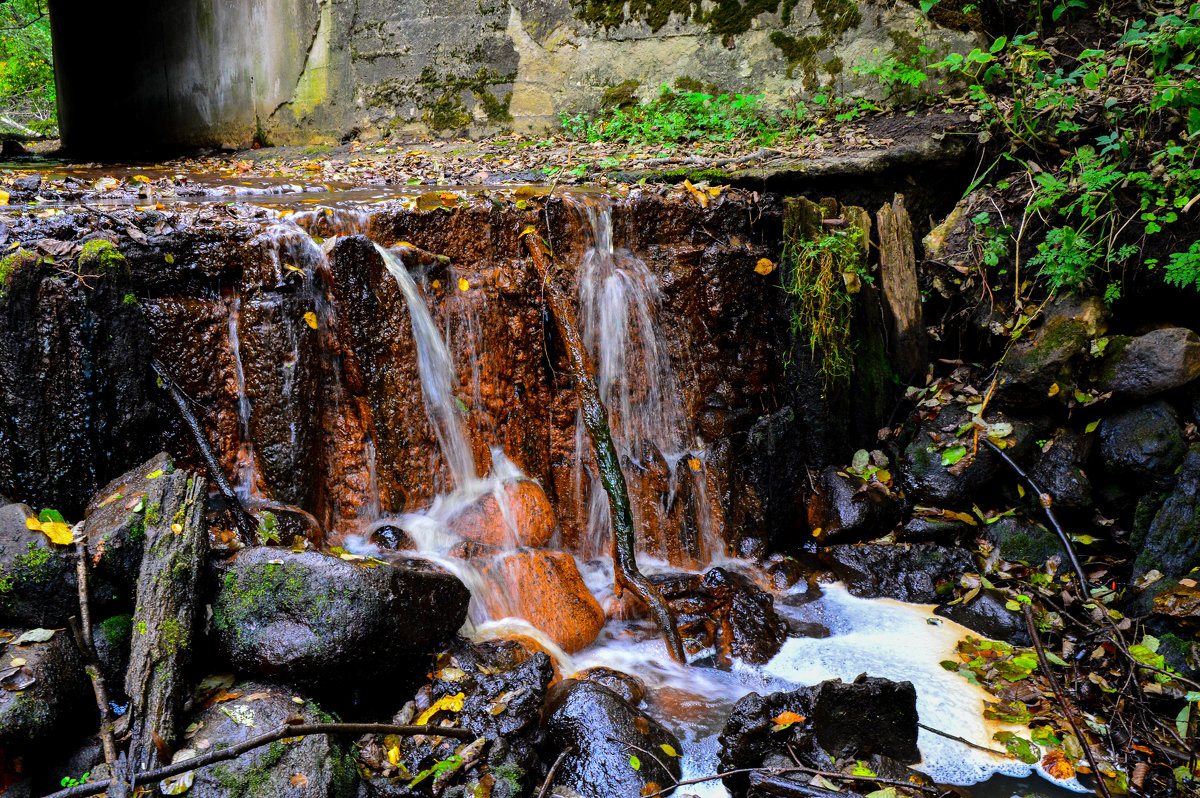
xmin=49 ymin=0 xmax=974 ymax=151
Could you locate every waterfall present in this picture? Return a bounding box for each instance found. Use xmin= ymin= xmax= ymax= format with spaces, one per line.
xmin=374 ymin=244 xmax=478 ymax=490
xmin=572 ymin=197 xmax=721 ymax=565
xmin=226 ymin=295 xmax=258 ymax=499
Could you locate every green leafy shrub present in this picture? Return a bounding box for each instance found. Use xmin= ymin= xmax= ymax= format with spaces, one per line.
xmin=561 ymin=87 xmax=772 ymax=146
xmin=0 ymin=0 xmax=55 ymax=135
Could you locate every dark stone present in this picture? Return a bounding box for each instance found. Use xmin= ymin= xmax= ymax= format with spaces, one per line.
xmin=92 ymin=614 xmax=133 ymax=692
xmin=808 ymin=466 xmax=900 ymax=545
xmin=1135 ymin=445 xmax=1200 ymax=579
xmin=984 ymin=515 xmax=1062 ymax=566
xmin=0 ymin=502 xmax=77 ymax=627
xmin=899 ymin=404 xmax=1033 ymax=505
xmin=0 ymin=627 xmax=90 ymax=752
xmin=1099 ymin=401 xmax=1185 ymax=489
xmin=211 ymin=547 xmax=469 ymax=686
xmin=820 ymin=543 xmax=974 ymax=603
xmin=1096 ymin=327 xmax=1200 ymax=399
xmin=649 ymin=566 xmax=788 ymax=664
xmin=896 ymin=516 xmax=971 ymax=543
xmin=542 ymin=679 xmax=682 ymax=798
xmin=723 ymin=406 xmax=806 ymax=555
xmin=12 ymin=175 xmax=41 ymax=194
xmin=935 ymin=588 xmax=1031 ymax=645
xmin=246 ymin=500 xmax=323 ymax=548
xmin=370 ymin=524 xmax=415 ymax=551
xmin=573 ymin=666 xmax=646 ymax=706
xmin=359 ymin=638 xmax=553 ymax=797
xmin=184 ymin=682 xmax=358 ymax=797
xmin=719 ymin=676 xmax=919 ymax=797
xmin=1029 ymin=431 xmax=1093 ymax=510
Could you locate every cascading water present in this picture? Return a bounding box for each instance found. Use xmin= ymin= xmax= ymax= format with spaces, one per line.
xmin=572 ymin=196 xmax=721 ymax=567
xmin=224 ymin=196 xmax=1078 ymax=798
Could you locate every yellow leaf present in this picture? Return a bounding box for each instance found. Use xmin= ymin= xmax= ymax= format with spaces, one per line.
xmin=1047 ymin=383 xmax=1060 ymax=397
xmin=687 ymin=458 xmax=701 ymax=472
xmin=171 ymin=523 xmax=183 ymax=534
xmin=660 ymin=743 xmax=678 ymax=757
xmin=303 ymin=312 xmax=318 ymax=329
xmin=755 ymin=258 xmax=776 ymax=276
xmin=10 ymin=658 xmax=25 ymax=667
xmin=707 ymin=187 xmax=721 ymax=197
xmin=164 ymin=254 xmax=174 ymax=264
xmin=415 ymin=691 xmax=466 ymax=725
xmin=26 ymin=517 xmax=73 ymax=545
xmin=458 ymin=277 xmax=469 ymax=292
xmin=431 ymin=279 xmax=441 ymax=289
xmin=518 ymin=226 xmax=537 ymax=239
xmin=387 ymin=744 xmax=402 ymax=766
xmin=398 ymin=241 xmax=414 ymax=247
xmin=0 ymin=190 xmax=9 ymax=205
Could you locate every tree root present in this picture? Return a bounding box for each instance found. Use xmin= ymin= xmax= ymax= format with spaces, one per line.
xmin=521 ymin=229 xmax=686 ymax=663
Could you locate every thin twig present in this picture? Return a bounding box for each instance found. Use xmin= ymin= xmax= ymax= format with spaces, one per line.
xmin=641 ymin=765 xmax=941 ymax=798
xmin=917 ymin=722 xmax=1010 ymax=757
xmin=39 ymin=722 xmax=479 ymax=798
xmin=607 ymin=735 xmax=673 ymax=776
xmin=1023 ymin=603 xmax=1113 ymax=798
xmin=537 ymin=746 xmax=573 ymax=798
xmin=70 ymin=536 xmax=118 ymax=765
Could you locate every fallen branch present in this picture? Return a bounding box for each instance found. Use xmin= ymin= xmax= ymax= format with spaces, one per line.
xmin=521 ymin=229 xmax=685 ymax=663
xmin=40 ymin=722 xmax=479 ymax=798
xmin=150 ymin=358 xmax=258 ymax=540
xmin=68 ymin=536 xmax=118 ymax=766
xmin=641 ymin=763 xmax=940 ymax=798
xmin=982 ymin=437 xmax=1090 ymax=596
xmin=1022 ymin=603 xmax=1113 ymax=798
xmin=537 ymin=746 xmax=574 ymax=798
xmin=916 ymin=722 xmax=1009 ymax=757
xmin=750 ymin=772 xmax=864 ymax=798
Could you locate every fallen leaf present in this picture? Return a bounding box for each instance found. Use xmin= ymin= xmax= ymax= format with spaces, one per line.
xmin=660 ymin=743 xmax=678 ymax=757
xmin=9 ymin=659 xmax=25 ymax=667
xmin=458 ymin=277 xmax=470 ymax=292
xmin=687 ymin=458 xmax=701 ymax=472
xmin=0 ymin=190 xmax=8 ymax=205
xmin=291 ymin=774 xmax=309 ymax=788
xmin=26 ymin=515 xmax=73 ymax=545
xmin=13 ymin=628 xmax=56 ymax=645
xmin=754 ymin=258 xmax=776 ymax=275
xmin=1043 ymin=749 xmax=1076 ymax=780
xmin=770 ymin=710 xmax=806 ymax=731
xmin=415 ymin=691 xmax=466 ymax=725
xmin=221 ymin=704 xmax=255 ymax=727
xmin=303 ymin=311 xmax=318 ymax=329
xmin=629 ymin=755 xmax=641 ymax=771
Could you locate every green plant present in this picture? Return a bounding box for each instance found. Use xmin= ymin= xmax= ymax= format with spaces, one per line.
xmin=781 ymin=216 xmax=867 ymax=390
xmin=560 ymin=86 xmax=772 ymax=146
xmin=60 ymin=773 xmax=90 ymax=788
xmin=256 ymin=510 xmax=280 ymax=545
xmin=0 ymin=0 xmax=55 ymax=135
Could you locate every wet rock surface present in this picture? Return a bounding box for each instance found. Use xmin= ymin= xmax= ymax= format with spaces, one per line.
xmin=447 ymin=480 xmax=556 ymax=548
xmin=935 ymin=588 xmax=1031 ymax=645
xmin=1098 ymin=401 xmax=1186 ymax=489
xmin=212 ymin=547 xmax=470 ymax=685
xmin=807 ymin=466 xmax=900 ymax=545
xmin=995 ymin=296 xmax=1106 ymax=405
xmin=1096 ymin=327 xmax=1200 ymax=399
xmin=542 ymin=679 xmax=682 ymax=798
xmin=820 ymin=543 xmax=974 ymax=603
xmin=983 ymin=515 xmax=1063 ymax=566
xmin=719 ymin=676 xmax=920 ymax=797
xmin=0 ymin=627 xmax=89 ymax=752
xmin=183 ymin=682 xmax=358 ymax=798
xmin=1134 ymin=444 xmax=1200 ymax=578
xmin=649 ymin=566 xmax=788 ymax=664
xmin=359 ymin=638 xmax=552 ymax=797
xmin=0 ymin=502 xmax=76 ymax=627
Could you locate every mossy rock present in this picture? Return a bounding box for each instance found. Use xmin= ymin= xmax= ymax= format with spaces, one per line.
xmin=0 ymin=249 xmax=38 ymax=302
xmin=0 ymin=626 xmax=89 ymax=752
xmin=1135 ymin=444 xmax=1200 ymax=579
xmin=77 ymin=238 xmax=128 ymax=276
xmin=0 ymin=503 xmax=78 ymax=627
xmin=984 ymin=515 xmax=1062 ymax=566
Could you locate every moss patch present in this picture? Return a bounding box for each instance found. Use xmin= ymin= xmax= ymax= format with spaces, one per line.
xmin=78 ymin=239 xmax=128 ymax=276
xmin=100 ymin=614 xmax=133 ymax=648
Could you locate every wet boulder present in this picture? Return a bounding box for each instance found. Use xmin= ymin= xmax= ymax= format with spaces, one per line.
xmin=572 ymin=666 xmax=645 ymax=705
xmin=542 ymin=679 xmax=682 ymax=798
xmin=1099 ymin=401 xmax=1185 ymax=489
xmin=808 ymin=466 xmax=900 ymax=545
xmin=447 ymin=480 xmax=556 ymax=548
xmin=820 ymin=543 xmax=974 ymax=603
xmin=212 ymin=547 xmax=469 ymax=685
xmin=476 ymin=549 xmax=605 ymax=654
xmin=181 ymin=682 xmax=358 ymax=797
xmin=984 ymin=515 xmax=1063 ymax=566
xmin=0 ymin=627 xmax=89 ymax=752
xmin=1096 ymin=327 xmax=1200 ymax=399
xmin=896 ymin=515 xmax=972 ymax=544
xmin=1029 ymin=430 xmax=1094 ymax=511
xmin=359 ymin=638 xmax=553 ymax=797
xmin=935 ymin=588 xmax=1031 ymax=646
xmin=0 ymin=502 xmax=77 ymax=627
xmin=648 ymin=566 xmax=787 ymax=664
xmin=1134 ymin=445 xmax=1200 ymax=579
xmin=899 ymin=404 xmax=1033 ymax=505
xmin=996 ymin=296 xmax=1106 ymax=405
xmin=719 ymin=676 xmax=919 ymax=797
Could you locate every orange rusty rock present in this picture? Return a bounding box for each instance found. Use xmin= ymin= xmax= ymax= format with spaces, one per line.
xmin=448 ymin=480 xmax=556 ymax=548
xmin=478 ymin=549 xmax=605 ymax=654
